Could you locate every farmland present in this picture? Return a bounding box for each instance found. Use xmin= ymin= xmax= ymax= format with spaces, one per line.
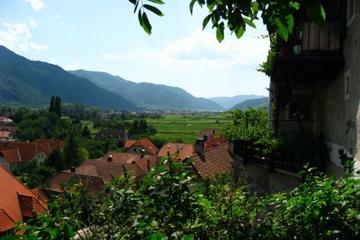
xmin=145 ymin=114 xmax=231 ymax=144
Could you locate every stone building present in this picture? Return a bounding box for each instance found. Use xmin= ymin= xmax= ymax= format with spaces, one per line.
xmin=269 ymin=0 xmax=359 ymax=175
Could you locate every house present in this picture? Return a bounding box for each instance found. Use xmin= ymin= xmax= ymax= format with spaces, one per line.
xmin=158 ymin=143 xmax=195 ymax=161
xmin=95 ymin=128 xmax=127 ymax=142
xmin=190 ymin=142 xmax=233 ymax=179
xmin=33 ymin=139 xmax=65 ymax=155
xmin=198 ymin=128 xmax=227 ymax=151
xmin=0 ymin=140 xmax=64 ymax=170
xmin=46 ymin=152 xmax=159 ymax=193
xmin=124 ymin=138 xmax=159 ymax=155
xmin=269 ymin=0 xmax=360 ymax=175
xmin=0 ymin=116 xmax=13 ymax=125
xmin=0 ymin=166 xmax=48 ymax=236
xmin=0 ymin=131 xmax=14 ymax=142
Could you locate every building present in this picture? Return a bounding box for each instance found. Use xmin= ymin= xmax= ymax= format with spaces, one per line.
xmin=46 ymin=152 xmax=159 ymax=193
xmin=269 ymin=0 xmax=359 ymax=175
xmin=0 ymin=116 xmax=13 ymax=125
xmin=158 ymin=143 xmax=195 ymax=161
xmin=124 ymin=138 xmax=159 ymax=155
xmin=0 ymin=140 xmax=64 ymax=170
xmin=95 ymin=128 xmax=127 ymax=142
xmin=190 ymin=142 xmax=233 ymax=179
xmin=0 ymin=131 xmax=14 ymax=142
xmin=0 ymin=166 xmax=48 ymax=236
xmin=197 ymin=128 xmax=227 ymax=151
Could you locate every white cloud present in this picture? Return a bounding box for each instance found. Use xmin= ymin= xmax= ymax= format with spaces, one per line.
xmin=0 ymin=20 xmax=48 ymax=52
xmin=102 ymin=29 xmax=269 ymax=72
xmin=27 ymin=16 xmax=38 ymax=28
xmin=25 ymin=0 xmax=45 ymax=11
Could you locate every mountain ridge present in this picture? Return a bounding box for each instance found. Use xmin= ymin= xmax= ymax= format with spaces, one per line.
xmin=0 ymin=46 xmax=138 ymax=111
xmin=210 ymin=94 xmax=266 ymax=109
xmin=70 ymin=69 xmax=224 ymax=112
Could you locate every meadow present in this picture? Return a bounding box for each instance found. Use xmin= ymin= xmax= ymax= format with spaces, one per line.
xmin=146 ymin=114 xmax=231 ymax=144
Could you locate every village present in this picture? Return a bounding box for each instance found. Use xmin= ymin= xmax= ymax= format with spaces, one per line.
xmin=0 ymin=0 xmax=359 ymax=239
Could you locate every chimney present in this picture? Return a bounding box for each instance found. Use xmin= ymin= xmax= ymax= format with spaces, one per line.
xmin=107 ymin=154 xmax=113 ymax=162
xmin=176 ymin=144 xmax=180 ymax=154
xmin=70 ymin=167 xmax=76 ymax=173
xmin=195 ymin=138 xmax=205 ymax=159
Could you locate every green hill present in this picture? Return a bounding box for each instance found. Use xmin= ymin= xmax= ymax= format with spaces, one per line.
xmin=210 ymin=95 xmax=266 ymax=109
xmin=0 ymin=46 xmax=138 ymax=110
xmin=231 ymin=97 xmax=269 ymax=110
xmin=70 ymin=70 xmax=224 ymax=112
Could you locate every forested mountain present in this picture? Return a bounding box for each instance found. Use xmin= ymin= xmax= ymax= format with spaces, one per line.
xmin=70 ymin=70 xmax=224 ymax=111
xmin=210 ymin=95 xmax=266 ymax=109
xmin=0 ymin=46 xmax=138 ymax=110
xmin=231 ymin=97 xmax=269 ymax=110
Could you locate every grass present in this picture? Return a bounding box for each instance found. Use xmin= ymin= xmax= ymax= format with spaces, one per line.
xmin=145 ymin=114 xmax=230 ymax=144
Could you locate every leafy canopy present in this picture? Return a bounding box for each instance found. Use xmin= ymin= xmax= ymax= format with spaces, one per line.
xmin=128 ymin=0 xmax=326 ymax=42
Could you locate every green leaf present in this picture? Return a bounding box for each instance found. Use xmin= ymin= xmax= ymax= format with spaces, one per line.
xmin=150 ymin=231 xmax=167 ymax=240
xmin=275 ymin=17 xmax=289 ymax=41
xmin=189 ymin=0 xmax=197 ymax=15
xmin=147 ymin=0 xmax=165 ymax=4
xmin=139 ymin=11 xmax=152 ymax=35
xmin=202 ymin=14 xmax=212 ymax=30
xmin=244 ymin=18 xmax=256 ymax=28
xmin=216 ymin=22 xmax=224 ymax=42
xmin=285 ymin=14 xmax=294 ymax=33
xmin=144 ymin=4 xmax=164 ymax=16
xmin=306 ymin=1 xmax=326 ymax=26
xmin=236 ymin=25 xmax=245 ymax=39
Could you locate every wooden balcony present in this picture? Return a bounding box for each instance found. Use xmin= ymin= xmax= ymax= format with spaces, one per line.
xmin=272 ymin=21 xmax=344 ymax=81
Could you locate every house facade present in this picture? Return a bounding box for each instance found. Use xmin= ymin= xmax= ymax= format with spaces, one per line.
xmin=270 ymin=0 xmax=359 ymax=175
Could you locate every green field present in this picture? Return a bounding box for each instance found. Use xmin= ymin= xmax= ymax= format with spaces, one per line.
xmin=145 ymin=114 xmax=231 ymax=144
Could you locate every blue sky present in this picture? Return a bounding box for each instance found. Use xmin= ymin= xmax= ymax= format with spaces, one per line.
xmin=0 ymin=0 xmax=270 ymax=98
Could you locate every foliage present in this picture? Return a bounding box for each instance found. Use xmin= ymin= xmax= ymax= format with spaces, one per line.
xmin=10 ymin=158 xmax=360 ymax=239
xmin=63 ymin=131 xmax=86 ymax=168
xmin=223 ymin=108 xmax=279 ymax=153
xmin=14 ymin=203 xmax=76 ymax=240
xmin=258 ymin=33 xmax=277 ymax=76
xmin=13 ymin=160 xmax=57 ymax=188
xmin=49 ymin=96 xmax=62 ymax=117
xmin=128 ymin=0 xmax=326 ymax=42
xmin=16 ymin=110 xmax=72 ymax=141
xmin=128 ymin=119 xmax=157 ymax=137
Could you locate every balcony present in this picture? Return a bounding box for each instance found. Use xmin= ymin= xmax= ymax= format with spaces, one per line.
xmin=272 ymin=21 xmax=345 ymax=81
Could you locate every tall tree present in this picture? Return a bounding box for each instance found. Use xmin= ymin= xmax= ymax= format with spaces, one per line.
xmin=54 ymin=96 xmax=62 ymax=117
xmin=49 ymin=96 xmax=55 ymax=113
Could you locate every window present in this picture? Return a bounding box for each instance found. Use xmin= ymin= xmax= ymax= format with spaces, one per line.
xmin=345 ymin=70 xmax=350 ymax=99
xmin=347 ymin=0 xmax=356 ymax=27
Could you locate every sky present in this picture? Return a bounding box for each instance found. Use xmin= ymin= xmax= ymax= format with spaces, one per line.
xmin=0 ymin=0 xmax=270 ymax=98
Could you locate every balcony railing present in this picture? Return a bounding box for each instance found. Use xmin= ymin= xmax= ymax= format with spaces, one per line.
xmin=278 ymin=21 xmax=342 ymax=58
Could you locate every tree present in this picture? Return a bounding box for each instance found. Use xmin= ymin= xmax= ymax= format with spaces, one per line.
xmin=54 ymin=96 xmax=62 ymax=117
xmin=63 ymin=131 xmax=83 ymax=168
xmin=128 ymin=0 xmax=326 ymax=42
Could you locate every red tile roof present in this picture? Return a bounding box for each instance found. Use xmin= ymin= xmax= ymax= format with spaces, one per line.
xmin=0 ymin=166 xmax=48 ymax=233
xmin=190 ymin=143 xmax=233 ymax=179
xmin=0 ymin=140 xmax=64 ymax=165
xmin=124 ymin=138 xmax=159 ymax=155
xmin=47 ymin=152 xmax=159 ymax=192
xmin=47 ymin=172 xmax=105 ymax=193
xmin=158 ymin=143 xmax=195 ymax=161
xmin=204 ymin=135 xmax=228 ymax=151
xmin=33 ymin=139 xmax=65 ymax=155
